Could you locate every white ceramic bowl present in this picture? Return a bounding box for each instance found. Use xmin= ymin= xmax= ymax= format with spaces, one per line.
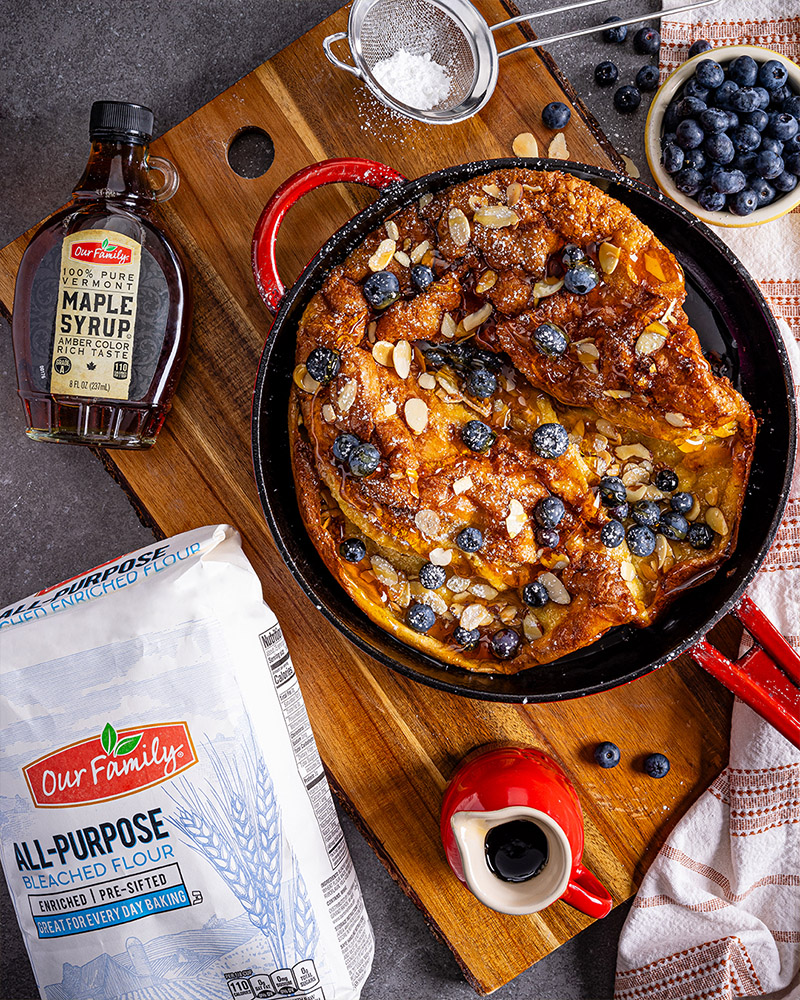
xmin=645 ymin=45 xmax=800 ymax=228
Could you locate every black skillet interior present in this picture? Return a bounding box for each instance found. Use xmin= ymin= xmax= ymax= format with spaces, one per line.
xmin=252 ymin=159 xmax=796 ymax=702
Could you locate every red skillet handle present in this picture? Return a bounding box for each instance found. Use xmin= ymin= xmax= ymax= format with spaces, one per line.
xmin=252 ymin=157 xmax=408 ymax=314
xmin=691 ymin=594 xmax=800 ymax=749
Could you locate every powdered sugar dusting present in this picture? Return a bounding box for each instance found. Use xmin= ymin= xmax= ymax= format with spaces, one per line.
xmin=371 ymin=48 xmax=451 ymax=110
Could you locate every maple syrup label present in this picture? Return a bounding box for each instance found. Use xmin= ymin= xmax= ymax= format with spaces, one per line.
xmin=50 ymin=229 xmax=142 ymax=400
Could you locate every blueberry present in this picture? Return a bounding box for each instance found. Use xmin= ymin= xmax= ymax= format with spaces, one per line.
xmin=687 ymin=39 xmax=712 ymax=58
xmin=728 ymin=55 xmax=759 ymax=87
xmin=522 ymin=580 xmax=549 ymax=607
xmin=676 ymin=96 xmax=707 ymax=119
xmin=595 ymin=61 xmax=619 ymax=87
xmin=542 ymin=101 xmax=571 ymax=129
xmin=533 ymin=321 xmax=569 ymax=356
xmin=607 ymin=501 xmax=630 ymax=521
xmin=306 ymin=346 xmax=341 ymax=383
xmin=599 ymin=476 xmax=627 ymax=506
xmin=752 ymin=177 xmax=777 ymax=206
xmin=410 ymin=264 xmax=435 ymax=291
xmin=697 ymin=186 xmax=727 ymax=212
xmin=644 ymin=752 xmax=670 ymax=778
xmin=662 ymin=131 xmax=678 ymax=149
xmin=363 ymin=270 xmax=400 ymax=310
xmin=744 ymin=109 xmax=769 ymax=132
xmin=564 ymin=262 xmax=600 ymax=294
xmin=534 ymin=495 xmax=565 ymax=529
xmin=732 ymin=124 xmax=762 ymax=152
xmin=602 ymin=16 xmax=627 ymax=43
xmin=636 ymin=65 xmax=660 ymax=92
xmin=456 ymin=526 xmax=483 ymax=552
xmin=531 ymin=422 xmax=570 ymax=459
xmin=594 ymin=741 xmax=621 ymax=768
xmin=669 ymin=492 xmax=693 ymax=514
xmin=752 ymin=86 xmax=771 ymax=110
xmin=730 ymin=87 xmax=761 ymax=113
xmin=601 ymin=520 xmax=625 ymax=548
xmin=419 ymin=562 xmax=447 ymax=590
xmin=699 ymin=108 xmax=729 ymax=134
xmin=655 ymin=468 xmax=679 ymax=492
xmin=406 ymin=602 xmax=436 ymax=633
xmin=676 ymin=119 xmax=704 ymax=150
xmin=674 ymin=167 xmax=703 ymax=196
xmin=768 ymin=112 xmax=799 ymax=141
xmin=447 ymin=343 xmax=475 ymax=370
xmin=703 ymin=133 xmax=735 ymax=164
xmin=461 ymin=420 xmax=495 ymax=452
xmin=490 ymin=628 xmax=521 ymax=660
xmin=627 ymin=523 xmax=656 ymax=557
xmin=537 ymin=528 xmax=560 ymax=548
xmin=688 ymin=522 xmax=714 ymax=549
xmin=729 ymin=189 xmax=759 ymax=216
xmin=659 ymin=511 xmax=689 ymax=541
xmin=633 ymin=26 xmax=660 ymax=55
xmin=783 ymin=95 xmax=800 ymax=119
xmin=731 ymin=153 xmax=757 ymax=175
xmin=453 ymin=625 xmax=480 ymax=649
xmin=785 ymin=136 xmax=800 ymax=156
xmin=725 ymin=110 xmax=741 ymax=130
xmin=769 ymin=85 xmax=792 ymax=110
xmin=684 ymin=148 xmax=706 ymax=171
xmin=466 ymin=368 xmax=498 ymax=400
xmin=339 ymin=538 xmax=366 ymax=562
xmin=632 ymin=500 xmax=660 ymax=528
xmin=711 ymin=168 xmax=746 ymax=194
xmin=785 ymin=151 xmax=800 ymax=175
xmin=471 ymin=348 xmax=503 ymax=372
xmin=422 ymin=347 xmax=446 ymax=369
xmin=683 ymin=78 xmax=710 ymax=102
xmin=774 ymin=170 xmax=798 ymax=193
xmin=662 ymin=144 xmax=684 ymax=174
xmin=663 ymin=100 xmax=681 ymax=132
xmin=333 ymin=432 xmax=359 ymax=462
xmin=561 ymin=243 xmax=587 ymax=265
xmin=759 ymin=136 xmax=784 ymax=155
xmin=348 ymin=441 xmax=381 ymax=477
xmin=755 ymin=149 xmax=784 ymax=179
xmin=614 ymin=85 xmax=642 ymax=113
xmin=695 ymin=59 xmax=724 ymax=89
xmin=713 ymin=80 xmax=739 ymax=110
xmin=759 ymin=59 xmax=789 ymax=91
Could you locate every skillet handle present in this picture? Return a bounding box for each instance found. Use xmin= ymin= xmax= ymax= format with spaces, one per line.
xmin=690 ymin=594 xmax=800 ymax=749
xmin=252 ymin=157 xmax=408 ymax=314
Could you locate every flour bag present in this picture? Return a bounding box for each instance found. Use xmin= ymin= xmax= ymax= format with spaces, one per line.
xmin=0 ymin=525 xmax=374 ymax=1000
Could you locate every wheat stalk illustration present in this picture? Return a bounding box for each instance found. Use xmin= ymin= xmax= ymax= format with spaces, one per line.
xmin=292 ymin=860 xmax=319 ymax=959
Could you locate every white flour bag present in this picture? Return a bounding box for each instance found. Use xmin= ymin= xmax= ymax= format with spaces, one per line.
xmin=0 ymin=525 xmax=374 ymax=1000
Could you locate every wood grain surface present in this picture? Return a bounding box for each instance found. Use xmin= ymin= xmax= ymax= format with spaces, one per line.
xmin=0 ymin=2 xmax=737 ymax=993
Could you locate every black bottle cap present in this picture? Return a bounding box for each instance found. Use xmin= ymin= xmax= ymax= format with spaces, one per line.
xmin=89 ymin=101 xmax=154 ymax=142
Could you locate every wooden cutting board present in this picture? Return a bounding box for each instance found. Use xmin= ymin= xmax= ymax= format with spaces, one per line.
xmin=0 ymin=3 xmax=736 ymax=993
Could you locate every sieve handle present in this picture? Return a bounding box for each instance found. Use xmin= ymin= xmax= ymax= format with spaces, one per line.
xmin=323 ymin=32 xmax=363 ymax=79
xmin=252 ymin=157 xmax=408 ymax=314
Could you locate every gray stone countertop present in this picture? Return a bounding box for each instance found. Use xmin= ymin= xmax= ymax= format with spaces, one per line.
xmin=1 ymin=2 xmax=674 ymax=997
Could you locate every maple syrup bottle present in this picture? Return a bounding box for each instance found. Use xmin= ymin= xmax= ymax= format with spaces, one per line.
xmin=12 ymin=101 xmax=191 ymax=447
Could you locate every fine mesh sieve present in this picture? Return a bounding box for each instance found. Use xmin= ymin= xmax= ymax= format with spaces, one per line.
xmin=323 ymin=0 xmax=722 ymax=125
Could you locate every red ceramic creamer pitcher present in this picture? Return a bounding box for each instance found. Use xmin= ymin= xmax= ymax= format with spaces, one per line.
xmin=440 ymin=745 xmax=613 ymax=918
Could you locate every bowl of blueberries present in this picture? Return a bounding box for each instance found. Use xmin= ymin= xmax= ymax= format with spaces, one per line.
xmin=645 ymin=45 xmax=800 ymax=226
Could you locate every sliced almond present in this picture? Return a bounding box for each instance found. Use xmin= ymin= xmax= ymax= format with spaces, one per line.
xmin=517 ymin=611 xmax=543 ymax=644
xmin=460 ymin=603 xmax=494 ymax=630
xmin=394 ymin=581 xmax=412 ymax=609
xmin=481 ymin=182 xmax=502 ymax=198
xmin=665 ymin=412 xmax=688 ymax=428
xmin=644 ymin=254 xmax=667 ymax=281
xmin=621 ymin=154 xmax=641 ymax=178
xmin=620 ymin=561 xmax=636 ymax=582
xmin=506 ymin=498 xmax=528 ymax=539
xmin=415 ymin=509 xmax=441 ymax=538
xmin=596 ymin=418 xmax=621 ymax=442
xmin=441 ymin=313 xmax=457 ymax=339
xmin=626 ymin=485 xmax=648 ymax=502
xmin=371 ymin=555 xmax=399 ymax=586
xmin=539 ymin=572 xmax=570 ymax=605
xmin=448 ymin=207 xmax=471 ymax=245
xmin=385 ymin=220 xmax=400 ymax=241
xmin=429 ymin=547 xmax=452 ymax=566
xmin=576 ymin=341 xmax=600 ymax=360
xmin=474 ymin=205 xmax=520 ymax=228
xmin=635 ymin=331 xmax=667 ymax=356
xmin=656 ymin=533 xmax=674 ymax=570
xmin=506 ymin=181 xmax=523 ymax=207
xmin=615 ymin=442 xmax=652 ymax=462
xmin=321 ymin=403 xmax=335 ymax=423
xmin=463 ymin=302 xmax=493 ymax=331
xmin=499 ymin=605 xmax=518 ymax=624
xmin=394 ymin=250 xmax=410 ymax=267
xmin=410 ymin=240 xmax=430 ymax=264
xmin=393 ymin=339 xmax=412 ymax=379
xmin=603 ymin=389 xmax=632 ymax=399
xmin=418 ymin=590 xmax=448 ymax=615
xmin=598 ymin=242 xmax=621 ymax=275
xmin=548 ymin=133 xmax=569 ymax=159
xmin=705 ymin=507 xmax=728 ymax=536
xmin=476 ymin=269 xmax=498 ymax=294
xmin=469 ymin=193 xmax=489 ymax=212
xmin=378 ymin=400 xmax=397 ymax=419
xmin=404 ymin=397 xmax=429 ymax=434
xmin=293 ymin=363 xmax=316 ymax=392
xmin=302 ymin=371 xmax=321 ymax=393
xmin=705 ymin=487 xmax=719 ymax=506
xmin=622 ymin=464 xmax=649 ymax=487
xmin=533 ymin=276 xmax=564 ymax=299
xmin=513 ymin=132 xmax=539 ymax=158
xmin=446 ymin=575 xmax=471 ymax=593
xmin=453 ymin=475 xmax=473 ymax=495
xmin=369 ymin=238 xmax=397 ymax=271
xmin=687 ymin=495 xmax=701 ymax=521
xmin=470 ymin=583 xmax=499 ymax=600
xmin=367 ymin=320 xmax=377 ymax=344
xmin=337 ymin=379 xmax=357 ymax=412
xmin=418 ymin=372 xmax=436 ymax=390
xmin=372 ymin=340 xmax=394 ymax=367
xmin=639 ymin=561 xmax=659 ymax=582
xmin=419 ymin=193 xmax=434 ymax=209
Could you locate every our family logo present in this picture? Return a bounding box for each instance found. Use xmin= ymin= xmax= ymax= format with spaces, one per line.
xmin=69 ymin=236 xmax=133 ymax=265
xmin=23 ymin=721 xmax=197 ymax=808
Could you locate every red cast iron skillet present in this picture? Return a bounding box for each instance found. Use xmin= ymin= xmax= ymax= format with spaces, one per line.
xmin=251 ymin=157 xmax=800 ymax=746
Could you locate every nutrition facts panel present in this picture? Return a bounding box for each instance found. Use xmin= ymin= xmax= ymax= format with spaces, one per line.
xmin=259 ymin=626 xmax=343 ymax=863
